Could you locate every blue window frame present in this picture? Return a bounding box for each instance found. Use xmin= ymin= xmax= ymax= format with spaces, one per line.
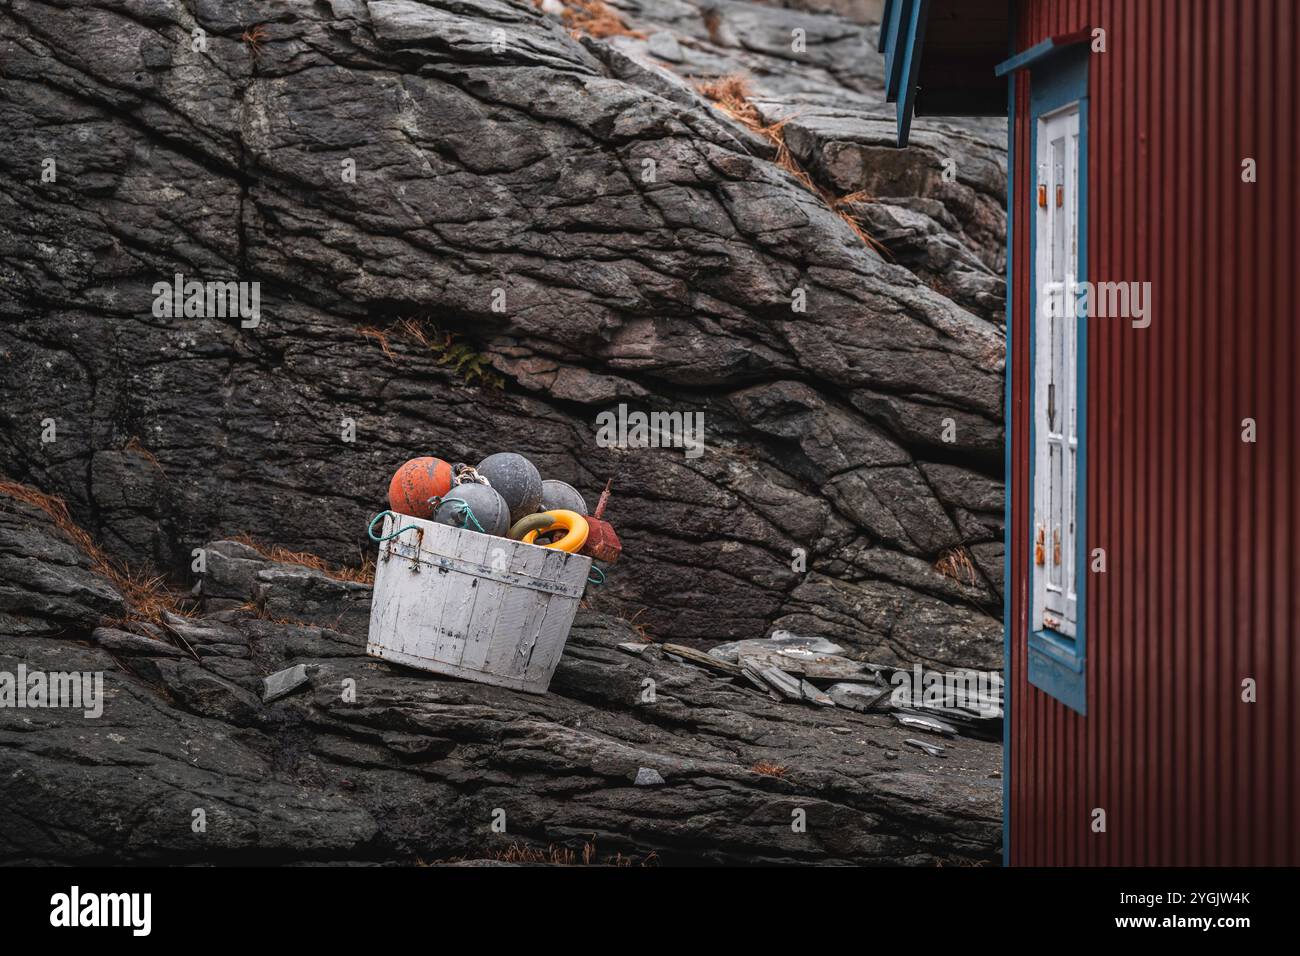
xmin=1021 ymin=45 xmax=1089 ymax=714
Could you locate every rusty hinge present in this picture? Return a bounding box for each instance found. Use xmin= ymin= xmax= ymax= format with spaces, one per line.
xmin=1035 ymin=525 xmax=1045 ymax=566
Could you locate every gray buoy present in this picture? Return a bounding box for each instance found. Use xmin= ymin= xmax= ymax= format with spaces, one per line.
xmin=476 ymin=452 xmax=542 ymax=524
xmin=432 ymin=483 xmax=510 ymax=536
xmin=539 ymin=479 xmax=588 ymax=516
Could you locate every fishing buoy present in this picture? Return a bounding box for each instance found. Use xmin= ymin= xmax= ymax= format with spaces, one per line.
xmin=539 ymin=479 xmax=588 ymax=516
xmin=387 ymin=457 xmax=453 ymax=518
xmin=522 ymin=509 xmax=589 ymax=553
xmin=431 ymin=483 xmax=510 ymax=536
xmin=476 ymin=452 xmax=542 ymax=524
xmin=508 ymin=512 xmax=557 ymax=541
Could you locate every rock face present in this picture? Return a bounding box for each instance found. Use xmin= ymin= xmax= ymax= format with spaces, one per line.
xmin=0 ymin=0 xmax=1005 ymax=668
xmin=0 ymin=496 xmax=1000 ymax=865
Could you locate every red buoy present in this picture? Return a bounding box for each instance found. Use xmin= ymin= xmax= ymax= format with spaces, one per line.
xmin=387 ymin=457 xmax=453 ymax=518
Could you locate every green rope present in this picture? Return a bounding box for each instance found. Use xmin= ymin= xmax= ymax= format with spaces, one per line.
xmin=435 ymin=496 xmax=486 ymax=534
xmin=368 ymin=510 xmax=420 ymax=542
xmin=587 ymin=565 xmax=606 ymax=586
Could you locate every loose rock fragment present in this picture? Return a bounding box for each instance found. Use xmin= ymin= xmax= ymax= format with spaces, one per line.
xmin=634 ymin=767 xmax=666 ymax=786
xmin=895 ymin=712 xmax=959 ymax=737
xmin=263 ymin=663 xmax=311 ymax=702
xmin=827 ymin=682 xmax=893 ymax=712
xmin=905 ymin=738 xmax=948 ymax=757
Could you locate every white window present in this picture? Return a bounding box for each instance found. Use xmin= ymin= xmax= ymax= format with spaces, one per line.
xmin=1032 ymin=103 xmax=1080 ymax=638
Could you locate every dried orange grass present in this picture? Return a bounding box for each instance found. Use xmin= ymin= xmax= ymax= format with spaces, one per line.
xmin=933 ymin=546 xmax=979 ymax=586
xmin=358 ymin=326 xmax=396 ymax=364
xmin=751 ymin=760 xmax=789 ymax=778
xmin=491 ymin=840 xmax=656 ymax=866
xmin=230 ymin=533 xmax=375 ymax=585
xmin=241 ymin=24 xmax=270 ymax=56
xmin=695 ymin=74 xmax=886 ymax=254
xmin=537 ymin=0 xmax=646 ymax=40
xmin=0 ymin=480 xmax=191 ymax=626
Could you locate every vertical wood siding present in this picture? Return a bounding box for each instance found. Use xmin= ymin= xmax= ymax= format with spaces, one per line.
xmin=1008 ymin=0 xmax=1298 ymax=865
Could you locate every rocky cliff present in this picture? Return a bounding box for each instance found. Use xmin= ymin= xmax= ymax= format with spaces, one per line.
xmin=0 ymin=0 xmax=1004 ymax=665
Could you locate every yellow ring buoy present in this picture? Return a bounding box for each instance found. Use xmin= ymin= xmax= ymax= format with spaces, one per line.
xmin=522 ymin=509 xmax=589 ymax=553
xmin=508 ymin=512 xmax=557 ymax=541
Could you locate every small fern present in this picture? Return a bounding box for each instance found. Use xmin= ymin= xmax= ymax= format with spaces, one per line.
xmin=360 ymin=318 xmax=504 ymax=389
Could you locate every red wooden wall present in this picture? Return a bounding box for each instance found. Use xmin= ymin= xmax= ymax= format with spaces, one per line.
xmin=1007 ymin=0 xmax=1298 ymax=865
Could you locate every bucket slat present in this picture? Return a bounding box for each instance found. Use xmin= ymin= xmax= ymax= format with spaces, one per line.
xmin=430 ymin=522 xmax=481 ymax=664
xmin=483 ymin=545 xmax=551 ymax=679
xmin=523 ymin=550 xmax=586 ymax=679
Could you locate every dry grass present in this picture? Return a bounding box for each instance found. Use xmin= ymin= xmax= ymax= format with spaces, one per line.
xmin=0 ymin=480 xmax=193 ymax=627
xmin=358 ymin=326 xmax=396 ymax=364
xmin=695 ymin=74 xmax=765 ymax=128
xmin=230 ymin=533 xmax=375 ymax=585
xmin=241 ymin=24 xmax=270 ymax=56
xmin=695 ymin=74 xmax=886 ymax=254
xmin=538 ymin=0 xmax=646 ymax=40
xmin=933 ymin=546 xmax=979 ymax=586
xmin=491 ymin=840 xmax=657 ymax=866
xmin=623 ymin=606 xmax=654 ymax=642
xmin=750 ymin=760 xmax=788 ymax=778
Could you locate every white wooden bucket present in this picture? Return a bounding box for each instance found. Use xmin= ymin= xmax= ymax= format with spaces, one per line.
xmin=366 ymin=512 xmax=591 ymax=693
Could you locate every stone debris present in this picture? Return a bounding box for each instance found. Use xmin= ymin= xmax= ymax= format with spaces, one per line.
xmin=634 ymin=768 xmax=666 ymax=786
xmin=262 ymin=663 xmax=311 ymax=703
xmin=895 ymin=712 xmax=959 ymax=737
xmin=905 ymin=738 xmax=948 ymax=758
xmin=800 ymin=680 xmax=836 ymax=707
xmin=616 ymin=642 xmax=650 ymax=656
xmin=646 ymin=31 xmax=684 ymax=63
xmin=661 ymin=643 xmax=744 ymax=677
xmin=708 ymin=631 xmax=847 ymax=663
xmin=827 ymin=682 xmax=894 ymax=712
xmin=755 ymin=665 xmax=806 ymax=702
xmin=702 ymin=631 xmax=998 ymax=732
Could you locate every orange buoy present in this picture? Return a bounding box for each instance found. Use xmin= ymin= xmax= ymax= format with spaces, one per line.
xmin=387 ymin=457 xmax=453 ymax=518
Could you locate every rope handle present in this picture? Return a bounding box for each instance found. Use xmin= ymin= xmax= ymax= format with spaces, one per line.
xmin=368 ymin=510 xmax=419 ymax=542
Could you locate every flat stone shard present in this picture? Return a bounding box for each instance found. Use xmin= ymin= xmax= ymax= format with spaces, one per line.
xmin=895 ymin=712 xmax=959 ymax=737
xmin=905 ymin=738 xmax=948 ymax=758
xmin=827 ymin=681 xmax=893 ymax=712
xmin=709 ymin=631 xmax=848 ymax=663
xmin=263 ymin=663 xmax=311 ymax=703
xmin=634 ymin=767 xmax=666 ymax=786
